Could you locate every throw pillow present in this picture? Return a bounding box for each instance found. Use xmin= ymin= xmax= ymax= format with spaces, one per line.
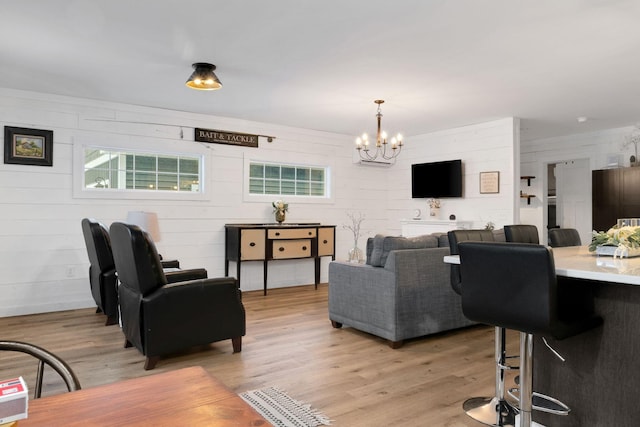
xmin=367 ymin=234 xmax=386 ymax=266
xmin=365 ymin=237 xmax=374 ymax=265
xmin=435 ymin=233 xmax=449 ymax=247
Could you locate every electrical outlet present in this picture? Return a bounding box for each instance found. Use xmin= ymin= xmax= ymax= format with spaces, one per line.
xmin=65 ymin=266 xmax=76 ymax=278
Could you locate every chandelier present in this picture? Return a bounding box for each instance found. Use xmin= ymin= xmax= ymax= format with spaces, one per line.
xmin=355 ymin=100 xmax=403 ymax=162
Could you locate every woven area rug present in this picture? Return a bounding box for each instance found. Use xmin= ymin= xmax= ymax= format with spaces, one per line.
xmin=240 ymin=386 xmax=332 ymax=427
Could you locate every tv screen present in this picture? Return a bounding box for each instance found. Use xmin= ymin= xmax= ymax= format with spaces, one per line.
xmin=411 ymin=159 xmax=463 ymax=198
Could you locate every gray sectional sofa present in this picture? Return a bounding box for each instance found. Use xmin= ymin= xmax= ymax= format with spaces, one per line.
xmin=328 ymin=233 xmax=475 ymax=348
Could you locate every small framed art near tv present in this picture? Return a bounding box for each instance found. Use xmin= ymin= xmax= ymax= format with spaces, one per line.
xmin=411 ymin=159 xmax=463 ymax=198
xmin=479 ymin=171 xmax=500 ymax=194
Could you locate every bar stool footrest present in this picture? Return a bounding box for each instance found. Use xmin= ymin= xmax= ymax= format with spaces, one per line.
xmin=498 ymin=362 xmax=519 ymax=371
xmin=508 ymin=388 xmax=570 ymax=416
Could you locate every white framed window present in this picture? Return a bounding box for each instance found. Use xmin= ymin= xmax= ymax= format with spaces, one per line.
xmin=248 ymin=162 xmax=326 ymax=197
xmin=243 ymin=156 xmax=333 ymax=204
xmin=74 ymin=142 xmax=207 ymax=200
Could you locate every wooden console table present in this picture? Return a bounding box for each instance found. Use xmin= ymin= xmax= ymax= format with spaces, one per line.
xmin=225 ymin=223 xmax=336 ymax=295
xmin=20 ymin=366 xmax=267 ymax=426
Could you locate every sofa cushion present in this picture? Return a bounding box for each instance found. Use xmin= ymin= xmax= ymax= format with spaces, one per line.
xmin=493 ymin=228 xmax=506 ymax=242
xmin=379 ymin=235 xmax=438 ymax=266
xmin=367 ymin=234 xmax=441 ymax=267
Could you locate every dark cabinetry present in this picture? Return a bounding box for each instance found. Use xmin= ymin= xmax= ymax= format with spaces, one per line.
xmin=592 ymin=167 xmax=640 ymax=231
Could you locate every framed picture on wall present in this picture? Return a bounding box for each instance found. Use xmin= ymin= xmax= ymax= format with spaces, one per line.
xmin=480 ymin=171 xmax=500 ymax=194
xmin=4 ymin=126 xmax=53 ymax=166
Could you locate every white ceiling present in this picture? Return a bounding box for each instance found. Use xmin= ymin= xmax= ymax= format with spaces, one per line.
xmin=3 ymin=0 xmax=640 ymax=142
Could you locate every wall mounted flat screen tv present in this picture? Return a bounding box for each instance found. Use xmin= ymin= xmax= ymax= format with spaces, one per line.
xmin=411 ymin=159 xmax=463 ymax=198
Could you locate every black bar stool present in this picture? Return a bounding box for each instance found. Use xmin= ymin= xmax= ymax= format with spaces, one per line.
xmin=548 ymin=228 xmax=582 ymax=247
xmin=448 ymin=230 xmax=517 ymax=426
xmin=458 ymin=242 xmax=602 ymax=426
xmin=504 ymin=225 xmax=539 ymax=244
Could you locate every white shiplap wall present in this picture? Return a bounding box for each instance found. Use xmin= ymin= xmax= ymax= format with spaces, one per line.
xmin=0 ymin=88 xmax=518 ymax=316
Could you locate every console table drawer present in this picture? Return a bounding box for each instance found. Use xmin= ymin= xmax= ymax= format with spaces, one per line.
xmin=318 ymin=227 xmax=335 ymax=257
xmin=268 ymin=228 xmax=316 ymax=239
xmin=240 ymin=229 xmax=266 ymax=260
xmin=271 ymin=239 xmax=311 ymax=259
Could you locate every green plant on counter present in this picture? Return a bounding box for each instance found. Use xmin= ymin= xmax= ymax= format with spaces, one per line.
xmin=589 ymin=226 xmax=640 ymax=252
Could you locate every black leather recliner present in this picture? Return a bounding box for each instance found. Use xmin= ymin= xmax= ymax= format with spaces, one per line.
xmin=109 ymin=222 xmax=246 ymax=370
xmin=81 ymin=218 xmax=119 ymax=326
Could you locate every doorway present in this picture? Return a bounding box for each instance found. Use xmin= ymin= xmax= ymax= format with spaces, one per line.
xmin=547 ymin=159 xmax=591 ymax=244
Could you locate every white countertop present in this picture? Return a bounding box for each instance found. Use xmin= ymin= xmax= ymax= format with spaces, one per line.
xmin=444 ymin=246 xmax=640 ymax=286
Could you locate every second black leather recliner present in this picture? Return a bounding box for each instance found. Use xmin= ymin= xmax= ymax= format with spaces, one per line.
xmin=109 ymin=222 xmax=246 ymax=370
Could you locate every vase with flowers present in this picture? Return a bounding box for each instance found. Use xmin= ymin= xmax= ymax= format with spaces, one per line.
xmin=427 ymin=198 xmax=441 ymax=218
xmin=272 ymin=200 xmax=288 ymax=224
xmin=343 ymin=212 xmax=365 ymax=263
xmin=590 ymin=224 xmax=640 ymax=258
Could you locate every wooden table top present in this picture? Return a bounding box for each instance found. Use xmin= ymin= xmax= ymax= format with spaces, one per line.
xmin=20 ymin=366 xmax=268 ymax=426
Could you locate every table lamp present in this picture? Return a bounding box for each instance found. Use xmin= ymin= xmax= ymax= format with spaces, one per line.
xmin=126 ymin=211 xmax=161 ymax=242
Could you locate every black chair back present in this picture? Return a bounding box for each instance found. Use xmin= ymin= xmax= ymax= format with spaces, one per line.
xmin=548 ymin=228 xmax=582 ymax=247
xmin=0 ymin=341 xmax=81 ymax=399
xmin=447 ymin=229 xmax=495 ymax=295
xmin=109 ymin=222 xmax=167 ymax=296
xmin=81 ymin=218 xmax=118 ymax=324
xmin=504 ymin=224 xmax=539 ymax=244
xmin=458 ymin=242 xmax=600 ymax=340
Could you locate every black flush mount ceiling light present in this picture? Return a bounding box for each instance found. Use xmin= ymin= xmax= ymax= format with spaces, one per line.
xmin=185 ymin=62 xmax=222 ymax=90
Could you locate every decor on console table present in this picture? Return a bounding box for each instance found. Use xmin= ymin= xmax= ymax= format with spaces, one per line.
xmin=427 ymin=198 xmax=440 ymax=217
xmin=272 ymin=200 xmax=288 ymax=224
xmin=344 ymin=212 xmax=365 ymax=263
xmin=590 ymin=224 xmax=640 ymax=258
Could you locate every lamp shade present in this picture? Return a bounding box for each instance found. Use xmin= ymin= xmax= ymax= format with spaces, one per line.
xmin=185 ymin=62 xmax=222 ymax=90
xmin=126 ymin=211 xmax=161 ymax=242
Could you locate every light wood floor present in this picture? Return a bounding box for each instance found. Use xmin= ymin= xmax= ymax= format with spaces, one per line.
xmin=0 ymin=284 xmax=519 ymax=426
